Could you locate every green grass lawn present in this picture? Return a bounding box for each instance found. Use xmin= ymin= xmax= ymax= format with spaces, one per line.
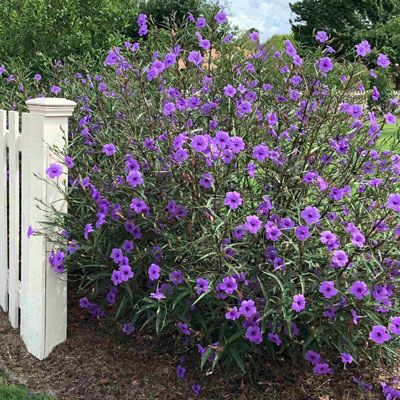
xmin=380 ymin=123 xmax=400 ymax=150
xmin=0 ymin=373 xmax=55 ymax=400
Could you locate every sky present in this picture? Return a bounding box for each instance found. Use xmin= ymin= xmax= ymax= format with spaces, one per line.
xmin=229 ymin=0 xmax=294 ymax=41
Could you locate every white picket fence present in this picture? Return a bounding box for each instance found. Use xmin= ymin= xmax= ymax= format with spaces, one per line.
xmin=0 ymin=98 xmax=76 ymax=359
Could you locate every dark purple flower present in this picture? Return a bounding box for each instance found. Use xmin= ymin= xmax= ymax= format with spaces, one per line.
xmin=317 ymin=57 xmax=333 ymax=73
xmin=313 ymin=363 xmax=333 ymax=375
xmin=355 ymin=40 xmax=371 ymax=57
xmin=102 ymin=143 xmax=116 ymax=156
xmin=295 ymin=225 xmax=310 ymax=241
xmin=245 ymin=325 xmax=263 ymax=344
xmin=214 ymin=10 xmax=228 ymax=24
xmin=244 ymin=215 xmax=262 ymax=234
xmin=195 ymin=277 xmax=209 ymax=295
xmin=319 ymin=281 xmax=337 ymax=299
xmin=341 ymin=352 xmax=353 ymax=364
xmin=239 ymin=299 xmax=257 ymax=318
xmin=301 ymin=206 xmax=320 ymax=224
xmin=148 ymin=263 xmax=160 ymax=281
xmin=305 ymin=350 xmax=321 ymax=365
xmin=224 ymin=191 xmax=242 ymax=210
xmin=315 ymin=31 xmax=329 ymax=43
xmin=377 ymin=53 xmax=390 ymax=68
xmin=389 ymin=316 xmax=400 ymax=334
xmin=292 ymin=294 xmax=305 ymax=312
xmin=349 ymin=280 xmax=369 ymax=299
xmin=225 ymin=306 xmax=240 ymax=320
xmin=46 ymin=163 xmax=63 ymax=178
xmin=369 ymin=325 xmax=391 ymax=344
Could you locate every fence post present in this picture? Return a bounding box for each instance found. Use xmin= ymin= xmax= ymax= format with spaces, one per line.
xmin=20 ymin=98 xmax=76 ymax=360
xmin=0 ymin=110 xmax=7 ymax=313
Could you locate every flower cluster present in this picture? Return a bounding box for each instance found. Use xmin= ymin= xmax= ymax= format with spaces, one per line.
xmin=14 ymin=8 xmax=400 ymax=384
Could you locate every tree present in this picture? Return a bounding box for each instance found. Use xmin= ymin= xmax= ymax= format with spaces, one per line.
xmin=289 ymin=0 xmax=399 ymax=56
xmin=127 ymin=0 xmax=216 ymax=39
xmin=0 ymin=0 xmax=138 ymax=64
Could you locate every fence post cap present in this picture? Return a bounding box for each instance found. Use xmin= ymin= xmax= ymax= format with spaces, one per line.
xmin=26 ymin=97 xmax=76 ymax=117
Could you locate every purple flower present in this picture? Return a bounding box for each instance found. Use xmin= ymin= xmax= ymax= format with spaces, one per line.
xmin=389 ymin=316 xmax=400 ymax=334
xmin=195 ymin=277 xmax=209 ymax=295
xmin=163 ymin=102 xmax=176 ymax=116
xmin=384 ymin=112 xmax=396 ymax=125
xmin=315 ymin=31 xmax=329 ymax=43
xmin=220 ymin=276 xmax=238 ymax=295
xmin=305 ymin=350 xmax=321 ymax=365
xmin=349 ymin=280 xmax=369 ymax=299
xmin=252 ymin=144 xmax=269 ymax=161
xmin=177 ymin=322 xmax=191 ymax=335
xmin=170 ymin=270 xmax=184 ymax=285
xmin=225 ymin=306 xmax=240 ymax=320
xmin=292 ymin=294 xmax=305 ymax=312
xmin=340 ymin=353 xmax=353 ymax=364
xmin=50 ymin=85 xmax=61 ymax=94
xmin=111 ymin=270 xmax=123 ymax=286
xmin=224 ymin=191 xmax=242 ymax=210
xmin=34 ymin=73 xmax=42 ymax=81
xmin=188 ymin=51 xmax=204 ymax=66
xmin=268 ymin=332 xmax=282 ymax=346
xmin=192 ymin=383 xmax=202 ymax=396
xmin=239 ymin=299 xmax=257 ymax=318
xmin=46 ymin=163 xmax=63 ymax=178
xmin=126 ymin=170 xmax=143 ymax=187
xmin=64 ymin=156 xmax=75 ymax=168
xmin=122 ymin=322 xmax=135 ymax=335
xmin=196 ymin=17 xmax=206 ymax=28
xmin=148 ymin=263 xmax=160 ymax=281
xmin=223 ymin=84 xmax=236 ymax=97
xmin=102 ymin=143 xmax=116 ymax=156
xmin=130 ymin=198 xmax=149 ymax=214
xmin=369 ymin=325 xmax=391 ymax=344
xmin=199 ymin=173 xmax=213 ymax=188
xmin=377 ymin=53 xmax=390 ymax=68
xmin=313 ymin=363 xmax=333 ymax=375
xmin=176 ymin=365 xmax=186 ymax=379
xmin=199 ymin=38 xmax=211 ymax=50
xmin=265 ymin=221 xmax=281 ymax=241
xmin=355 ymin=40 xmax=371 ymax=57
xmin=245 ymin=325 xmax=263 ymax=344
xmin=119 ymin=265 xmax=134 ymax=281
xmin=84 ymin=223 xmax=94 ymax=240
xmin=331 ymin=250 xmax=348 ymax=268
xmin=237 ymin=101 xmax=252 ymax=114
xmin=295 ymin=225 xmax=310 ymax=241
xmin=191 ymin=135 xmax=209 ymax=152
xmin=317 ymin=57 xmax=333 ymax=73
xmin=27 ymin=225 xmax=36 ymax=238
xmin=150 ymin=290 xmax=166 ymax=300
xmin=214 ymin=10 xmax=228 ymax=24
xmin=79 ymin=297 xmax=91 ymax=309
xmin=301 ymin=206 xmax=320 ymax=224
xmin=244 ymin=215 xmax=262 ymax=234
xmin=319 ymin=281 xmax=337 ymax=299
xmin=385 ymin=193 xmax=400 ymax=213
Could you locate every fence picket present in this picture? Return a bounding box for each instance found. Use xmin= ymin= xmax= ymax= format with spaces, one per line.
xmin=1 ymin=98 xmax=75 ymax=359
xmin=7 ymin=111 xmax=20 ymax=328
xmin=0 ymin=110 xmax=7 ymax=312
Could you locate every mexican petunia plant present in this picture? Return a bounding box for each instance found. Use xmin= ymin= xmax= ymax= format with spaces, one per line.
xmin=37 ymin=9 xmax=400 ymax=377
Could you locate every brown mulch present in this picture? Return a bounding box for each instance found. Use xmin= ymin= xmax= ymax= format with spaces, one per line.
xmin=0 ymin=298 xmax=397 ymax=400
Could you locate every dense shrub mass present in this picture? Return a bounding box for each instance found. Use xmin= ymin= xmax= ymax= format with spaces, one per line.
xmin=5 ymin=8 xmax=400 ymax=384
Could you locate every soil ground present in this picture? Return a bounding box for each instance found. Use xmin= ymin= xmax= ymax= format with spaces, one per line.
xmin=0 ymin=297 xmax=398 ymax=400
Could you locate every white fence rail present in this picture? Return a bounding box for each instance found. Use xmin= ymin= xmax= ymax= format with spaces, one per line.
xmin=0 ymin=98 xmax=76 ymax=359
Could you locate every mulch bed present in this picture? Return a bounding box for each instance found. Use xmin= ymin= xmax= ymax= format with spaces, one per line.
xmin=0 ymin=296 xmax=397 ymax=400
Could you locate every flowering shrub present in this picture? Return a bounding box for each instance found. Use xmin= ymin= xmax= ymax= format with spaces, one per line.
xmin=25 ymin=9 xmax=400 ymax=378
